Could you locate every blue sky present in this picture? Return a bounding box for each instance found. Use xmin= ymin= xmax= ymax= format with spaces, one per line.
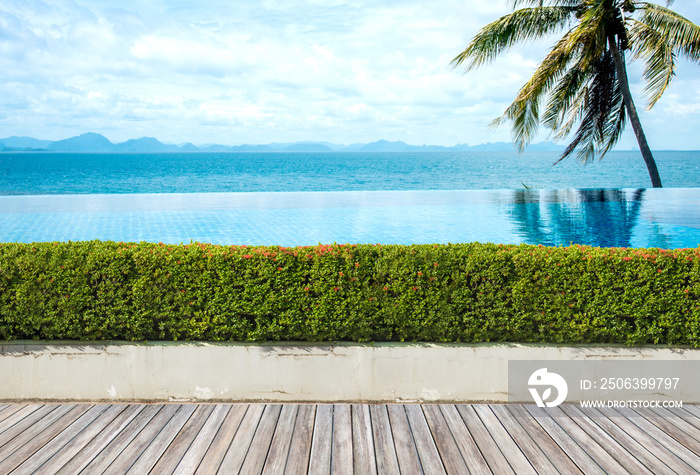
xmin=1 ymin=0 xmax=699 ymax=149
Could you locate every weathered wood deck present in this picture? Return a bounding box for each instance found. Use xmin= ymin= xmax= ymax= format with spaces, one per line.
xmin=1 ymin=403 xmax=699 ymax=474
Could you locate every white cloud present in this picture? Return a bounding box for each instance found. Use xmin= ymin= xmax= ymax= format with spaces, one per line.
xmin=0 ymin=0 xmax=699 ymax=148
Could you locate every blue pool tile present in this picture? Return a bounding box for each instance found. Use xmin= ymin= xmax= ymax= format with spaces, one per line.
xmin=1 ymin=189 xmax=699 ymax=248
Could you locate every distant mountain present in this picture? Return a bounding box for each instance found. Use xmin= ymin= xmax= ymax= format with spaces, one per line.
xmin=0 ymin=136 xmax=52 ymax=149
xmin=0 ymin=132 xmax=568 ymax=153
xmin=266 ymin=141 xmax=335 ymax=151
xmin=0 ymin=143 xmax=48 ymax=151
xmin=199 ymin=144 xmax=234 ymax=152
xmin=341 ymin=143 xmax=369 ymax=151
xmin=179 ymin=143 xmax=200 ymax=152
xmin=467 ymin=141 xmax=564 ymax=152
xmin=283 ymin=143 xmax=333 ymax=152
xmin=113 ymin=137 xmax=181 ymax=152
xmin=525 ymin=141 xmax=567 ymax=151
xmin=229 ymin=144 xmax=274 ymax=152
xmin=359 ymin=140 xmax=415 ymax=152
xmin=468 ymin=142 xmax=515 ymax=151
xmin=47 ymin=132 xmax=114 ymax=152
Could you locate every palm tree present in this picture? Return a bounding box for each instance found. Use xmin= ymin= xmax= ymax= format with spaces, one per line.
xmin=452 ymin=0 xmax=700 ymax=188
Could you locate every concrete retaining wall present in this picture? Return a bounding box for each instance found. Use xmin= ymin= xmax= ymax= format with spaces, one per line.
xmin=1 ymin=341 xmax=699 ymax=402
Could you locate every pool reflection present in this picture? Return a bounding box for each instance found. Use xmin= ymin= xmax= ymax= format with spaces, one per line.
xmin=505 ymin=189 xmax=646 ymax=248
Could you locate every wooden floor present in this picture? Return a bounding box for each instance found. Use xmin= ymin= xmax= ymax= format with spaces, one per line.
xmin=1 ymin=403 xmax=699 ymax=474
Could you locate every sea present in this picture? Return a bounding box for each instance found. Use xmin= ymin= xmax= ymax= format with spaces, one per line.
xmin=1 ymin=150 xmax=699 ymax=194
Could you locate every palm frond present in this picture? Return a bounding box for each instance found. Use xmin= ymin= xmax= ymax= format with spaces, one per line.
xmin=508 ymin=0 xmax=582 ymax=7
xmin=497 ymin=99 xmax=542 ymax=152
xmin=451 ymin=6 xmax=576 ymax=71
xmin=636 ymin=3 xmax=700 ymax=60
xmin=542 ymin=61 xmax=590 ymax=132
xmin=628 ymin=18 xmax=676 ymax=108
xmin=490 ymin=37 xmax=575 ymax=151
xmin=567 ymin=0 xmax=614 ymax=65
xmin=552 ymin=85 xmax=592 ymax=142
xmin=555 ymin=50 xmax=625 ymax=164
xmin=492 ymin=7 xmax=609 ymax=151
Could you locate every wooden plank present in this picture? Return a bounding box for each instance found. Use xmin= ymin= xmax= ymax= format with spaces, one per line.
xmin=0 ymin=404 xmax=80 ymax=471
xmin=561 ymin=404 xmax=670 ymax=474
xmin=262 ymin=404 xmax=298 ymax=475
xmin=0 ymin=405 xmax=12 ymax=423
xmin=369 ymin=405 xmax=400 ymax=475
xmin=75 ymin=404 xmax=164 ymax=474
xmin=331 ymin=405 xmax=353 ymax=475
xmin=238 ymin=404 xmax=283 ymax=474
xmin=284 ymin=404 xmax=316 ymax=475
xmin=11 ymin=404 xmax=109 ymax=474
xmin=504 ymin=405 xmax=583 ymax=474
xmin=0 ymin=404 xmax=91 ymax=474
xmin=488 ymin=405 xmax=560 ymax=475
xmin=352 ymin=405 xmax=377 ymax=475
xmin=218 ymin=403 xmax=265 ymax=473
xmin=148 ymin=404 xmax=216 ymax=474
xmin=472 ymin=405 xmax=538 ymax=475
xmin=422 ymin=405 xmax=469 ymax=474
xmin=386 ymin=404 xmax=422 ymax=474
xmin=457 ymin=404 xmax=515 ymax=475
xmin=0 ymin=405 xmax=45 ymax=441
xmin=0 ymin=404 xmax=29 ymax=427
xmin=652 ymin=405 xmax=700 ymax=431
xmin=522 ymin=405 xmax=605 ymax=475
xmin=439 ymin=405 xmax=491 ymax=475
xmin=124 ymin=404 xmax=198 ymax=474
xmin=308 ymin=404 xmax=333 ymax=475
xmin=101 ymin=404 xmax=181 ymax=475
xmin=578 ymin=405 xmax=694 ymax=474
xmin=54 ymin=405 xmax=145 ymax=474
xmin=679 ymin=404 xmax=700 ymax=419
xmin=0 ymin=404 xmax=59 ymax=451
xmin=11 ymin=402 xmax=700 ymax=475
xmin=195 ymin=404 xmax=248 ymax=474
xmin=33 ymin=405 xmax=130 ymax=475
xmin=171 ymin=404 xmax=231 ymax=475
xmin=600 ymin=405 xmax=699 ymax=472
xmin=404 ymin=404 xmax=446 ymax=474
xmin=666 ymin=406 xmax=700 ymax=431
xmin=638 ymin=406 xmax=700 ymax=451
xmin=540 ymin=406 xmax=629 ymax=474
xmin=613 ymin=406 xmax=700 ymax=468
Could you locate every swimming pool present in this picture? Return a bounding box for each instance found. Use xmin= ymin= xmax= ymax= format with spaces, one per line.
xmin=1 ymin=188 xmax=699 ymax=248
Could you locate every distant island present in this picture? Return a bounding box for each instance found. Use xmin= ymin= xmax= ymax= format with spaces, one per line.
xmin=0 ymin=132 xmax=566 ymax=153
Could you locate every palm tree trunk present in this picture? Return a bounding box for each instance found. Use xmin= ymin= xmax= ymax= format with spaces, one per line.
xmin=609 ymin=38 xmax=663 ymax=188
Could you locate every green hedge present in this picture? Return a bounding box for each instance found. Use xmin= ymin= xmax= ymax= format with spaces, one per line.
xmin=0 ymin=241 xmax=699 ymax=345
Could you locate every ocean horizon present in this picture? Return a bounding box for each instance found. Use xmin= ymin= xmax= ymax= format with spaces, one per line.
xmin=2 ymin=150 xmax=699 ymax=196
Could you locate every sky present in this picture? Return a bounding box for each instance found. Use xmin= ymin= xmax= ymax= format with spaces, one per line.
xmin=1 ymin=0 xmax=700 ymax=149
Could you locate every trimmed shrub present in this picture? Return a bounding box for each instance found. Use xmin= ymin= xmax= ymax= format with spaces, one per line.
xmin=0 ymin=241 xmax=698 ymax=345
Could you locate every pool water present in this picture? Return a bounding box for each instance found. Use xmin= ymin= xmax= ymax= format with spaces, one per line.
xmin=1 ymin=188 xmax=699 ymax=248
